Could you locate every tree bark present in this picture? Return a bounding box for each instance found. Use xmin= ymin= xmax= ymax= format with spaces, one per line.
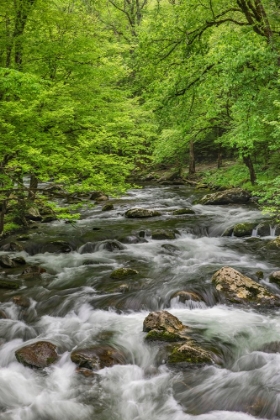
xmin=243 ymin=154 xmax=256 ymax=185
xmin=189 ymin=140 xmax=195 ymax=175
xmin=28 ymin=174 xmax=38 ymax=200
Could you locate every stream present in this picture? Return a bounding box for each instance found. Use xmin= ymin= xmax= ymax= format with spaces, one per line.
xmin=1 ymin=184 xmax=280 ymax=420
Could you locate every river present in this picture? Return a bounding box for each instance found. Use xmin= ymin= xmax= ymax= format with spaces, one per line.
xmin=0 ymin=184 xmax=280 ymax=420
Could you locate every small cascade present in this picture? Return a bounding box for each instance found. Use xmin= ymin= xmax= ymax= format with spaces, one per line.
xmin=270 ymin=225 xmax=277 ymax=237
xmin=251 ymin=227 xmax=258 ymax=237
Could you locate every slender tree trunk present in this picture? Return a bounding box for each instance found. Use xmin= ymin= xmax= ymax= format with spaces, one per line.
xmin=28 ymin=174 xmax=38 ymax=200
xmin=243 ymin=154 xmax=256 ymax=185
xmin=217 ymin=145 xmax=222 ymax=168
xmin=0 ymin=200 xmax=7 ymax=235
xmin=189 ymin=140 xmax=195 ymax=174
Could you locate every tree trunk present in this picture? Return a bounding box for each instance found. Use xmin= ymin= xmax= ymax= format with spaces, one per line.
xmin=243 ymin=154 xmax=256 ymax=185
xmin=189 ymin=140 xmax=195 ymax=175
xmin=0 ymin=200 xmax=7 ymax=235
xmin=217 ymin=145 xmax=222 ymax=168
xmin=28 ymin=174 xmax=38 ymax=200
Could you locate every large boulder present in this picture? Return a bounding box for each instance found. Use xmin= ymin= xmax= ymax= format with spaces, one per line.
xmin=212 ymin=266 xmax=279 ymax=305
xmin=15 ymin=341 xmax=59 ymax=368
xmin=25 ymin=207 xmax=42 ymax=221
xmin=125 ymin=208 xmax=162 ymax=218
xmin=200 ymin=188 xmax=251 ymax=205
xmin=70 ymin=346 xmax=126 ymax=370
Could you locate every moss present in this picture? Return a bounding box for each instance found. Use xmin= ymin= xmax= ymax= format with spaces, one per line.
xmin=233 ymin=223 xmax=256 ymax=237
xmin=168 ymin=344 xmax=213 ymax=364
xmin=172 ymin=208 xmax=195 ymax=215
xmin=0 ymin=280 xmax=20 ymax=290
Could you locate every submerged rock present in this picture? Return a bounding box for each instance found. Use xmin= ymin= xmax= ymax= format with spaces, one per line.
xmin=259 ymin=341 xmax=280 ymax=353
xmin=12 ymin=295 xmax=30 ymax=308
xmin=0 ymin=309 xmax=8 ymax=319
xmin=212 ymin=266 xmax=279 ymax=305
xmin=200 ymin=188 xmax=251 ymax=205
xmin=80 ymin=240 xmax=125 ymax=253
xmin=110 ymin=267 xmax=138 ymax=279
xmin=0 ymin=279 xmax=20 ymax=289
xmin=71 ymin=346 xmax=126 ymax=370
xmin=15 ymin=341 xmax=59 ymax=368
xmin=125 ymin=208 xmax=162 ymax=218
xmin=151 ymin=229 xmax=177 ymax=240
xmin=21 ymin=265 xmax=46 ymax=278
xmin=172 ymin=208 xmax=195 ymax=215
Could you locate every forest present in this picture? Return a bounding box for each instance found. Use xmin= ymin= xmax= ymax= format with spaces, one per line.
xmin=1 ymin=0 xmax=280 ymax=233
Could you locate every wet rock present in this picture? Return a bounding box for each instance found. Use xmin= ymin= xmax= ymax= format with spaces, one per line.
xmin=266 ymin=236 xmax=280 ymax=250
xmin=80 ymin=240 xmax=125 ymax=253
xmin=269 ymin=271 xmax=280 ymax=285
xmin=212 ymin=266 xmax=279 ymax=305
xmin=76 ymin=367 xmax=97 ymax=377
xmin=0 ymin=242 xmax=23 ymax=252
xmin=12 ymin=295 xmax=30 ymax=308
xmin=259 ymin=341 xmax=280 ymax=353
xmin=70 ymin=346 xmax=126 ymax=370
xmin=118 ymin=283 xmax=129 ymax=293
xmin=199 ymin=188 xmax=251 ymax=205
xmin=233 ymin=222 xmax=256 ymax=237
xmin=171 ymin=291 xmax=203 ymax=303
xmin=221 ymin=226 xmax=234 ymax=237
xmin=0 ymin=279 xmax=20 ymax=289
xmin=102 ymin=203 xmax=114 ymax=211
xmin=89 ymin=191 xmax=107 ymax=201
xmin=0 ymin=309 xmax=8 ymax=319
xmin=172 ymin=208 xmax=195 ymax=215
xmin=25 ymin=207 xmax=42 ymax=221
xmin=21 ymin=265 xmax=46 ymax=278
xmin=110 ymin=267 xmax=139 ymax=279
xmin=0 ymin=255 xmax=16 ymax=268
xmin=118 ymin=235 xmax=142 ymax=244
xmin=42 ymin=240 xmax=73 ymax=253
xmin=12 ymin=257 xmax=26 ymax=266
xmin=161 ymin=244 xmax=180 ymax=253
xmin=143 ymin=310 xmax=189 ymax=341
xmin=151 ymin=229 xmax=177 ymax=240
xmin=168 ymin=341 xmax=215 ymax=365
xmin=125 ymin=208 xmax=162 ymax=218
xmin=256 ymin=223 xmax=271 ymax=237
xmin=16 ymin=235 xmax=30 ymax=241
xmin=41 ymin=215 xmax=58 ymax=223
xmin=15 ymin=341 xmax=59 ymax=368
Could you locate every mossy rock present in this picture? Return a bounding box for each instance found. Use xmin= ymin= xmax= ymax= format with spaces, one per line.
xmin=151 ymin=229 xmax=176 ymax=240
xmin=168 ymin=342 xmax=214 ymax=365
xmin=172 ymin=208 xmax=195 ymax=216
xmin=269 ymin=271 xmax=280 ymax=285
xmin=266 ymin=236 xmax=280 ymax=250
xmin=233 ymin=222 xmax=256 ymax=237
xmin=102 ymin=203 xmax=114 ymax=211
xmin=0 ymin=279 xmax=20 ymax=290
xmin=110 ymin=267 xmax=138 ymax=279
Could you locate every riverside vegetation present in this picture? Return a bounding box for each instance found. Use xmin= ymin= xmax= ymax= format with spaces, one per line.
xmin=0 ymin=0 xmax=280 ymax=234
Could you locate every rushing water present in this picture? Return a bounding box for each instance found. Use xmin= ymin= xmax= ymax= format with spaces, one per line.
xmin=1 ymin=185 xmax=280 ymax=420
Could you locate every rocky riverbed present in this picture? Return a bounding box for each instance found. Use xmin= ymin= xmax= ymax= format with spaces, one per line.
xmin=1 ymin=184 xmax=280 ymax=420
